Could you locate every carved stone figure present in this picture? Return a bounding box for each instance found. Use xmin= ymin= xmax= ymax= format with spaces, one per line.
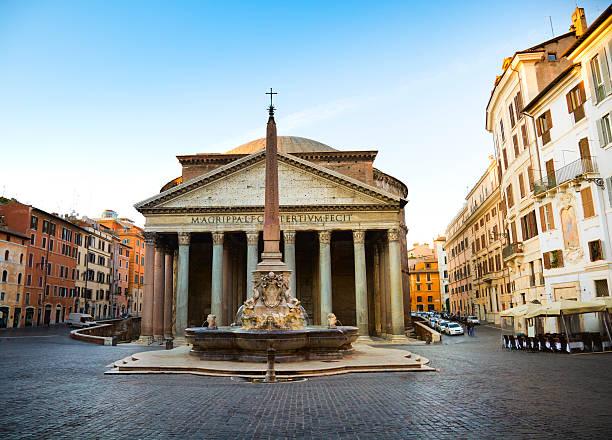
xmin=206 ymin=314 xmax=217 ymax=330
xmin=327 ymin=313 xmax=338 ymax=328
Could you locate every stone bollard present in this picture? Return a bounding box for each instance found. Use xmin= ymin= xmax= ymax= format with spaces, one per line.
xmin=165 ymin=339 xmax=174 ymax=350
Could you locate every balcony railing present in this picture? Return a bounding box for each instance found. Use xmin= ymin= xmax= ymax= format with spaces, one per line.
xmin=502 ymin=242 xmax=524 ymax=260
xmin=534 ymin=156 xmax=598 ymax=195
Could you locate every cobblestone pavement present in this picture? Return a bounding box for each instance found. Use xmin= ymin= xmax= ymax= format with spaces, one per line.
xmin=1 ymin=325 xmax=611 ymax=439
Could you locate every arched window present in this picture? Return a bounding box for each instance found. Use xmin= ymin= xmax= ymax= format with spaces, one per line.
xmin=18 ymin=273 xmax=22 ymax=284
xmin=4 ymin=250 xmax=8 ymax=261
xmin=1 ymin=270 xmax=7 ymax=282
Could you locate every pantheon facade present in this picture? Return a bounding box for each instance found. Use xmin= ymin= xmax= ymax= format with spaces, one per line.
xmin=135 ymin=136 xmax=410 ymax=340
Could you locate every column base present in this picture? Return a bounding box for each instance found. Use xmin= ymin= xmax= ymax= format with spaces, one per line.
xmin=154 ymin=334 xmax=164 ymax=344
xmin=173 ymin=336 xmax=189 ymax=347
xmin=385 ymin=334 xmax=409 ymax=344
xmin=137 ymin=335 xmax=154 ymax=345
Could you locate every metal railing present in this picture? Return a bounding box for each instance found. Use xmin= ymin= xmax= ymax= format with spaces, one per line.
xmin=502 ymin=242 xmax=523 ymax=260
xmin=534 ymin=156 xmax=598 ymax=195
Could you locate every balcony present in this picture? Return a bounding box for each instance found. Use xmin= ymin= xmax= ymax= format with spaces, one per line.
xmin=502 ymin=242 xmax=524 ymax=261
xmin=534 ymin=156 xmax=598 ymax=196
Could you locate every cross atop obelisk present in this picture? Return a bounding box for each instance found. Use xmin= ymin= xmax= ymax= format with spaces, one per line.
xmin=258 ymin=88 xmax=285 ymax=270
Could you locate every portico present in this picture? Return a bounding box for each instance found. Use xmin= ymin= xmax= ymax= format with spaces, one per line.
xmin=136 ymin=136 xmax=410 ymax=340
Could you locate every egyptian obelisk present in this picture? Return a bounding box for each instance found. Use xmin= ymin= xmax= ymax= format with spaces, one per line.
xmin=257 ymin=89 xmax=287 ymax=272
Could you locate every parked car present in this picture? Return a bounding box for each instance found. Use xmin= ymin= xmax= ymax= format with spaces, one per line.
xmin=445 ymin=322 xmax=465 ymax=335
xmin=467 ymin=316 xmax=480 ymax=325
xmin=66 ymin=313 xmax=97 ymax=328
xmin=437 ymin=321 xmax=450 ymax=333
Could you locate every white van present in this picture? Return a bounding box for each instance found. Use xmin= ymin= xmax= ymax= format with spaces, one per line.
xmin=67 ymin=313 xmax=97 ymax=328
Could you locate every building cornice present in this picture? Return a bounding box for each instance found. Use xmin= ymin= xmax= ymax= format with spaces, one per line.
xmin=138 ymin=204 xmax=399 ymax=215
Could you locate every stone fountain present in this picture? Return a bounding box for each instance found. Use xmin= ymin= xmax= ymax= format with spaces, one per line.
xmin=185 ymin=92 xmax=358 ymax=362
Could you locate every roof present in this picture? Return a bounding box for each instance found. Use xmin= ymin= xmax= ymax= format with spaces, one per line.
xmin=0 ymin=225 xmax=30 ymax=240
xmin=226 ymin=136 xmax=338 ymax=154
xmin=564 ymin=5 xmax=612 ymax=58
xmin=522 ymin=63 xmax=581 ymax=113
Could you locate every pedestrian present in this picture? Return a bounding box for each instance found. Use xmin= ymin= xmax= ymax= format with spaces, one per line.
xmin=467 ymin=321 xmax=473 ymax=336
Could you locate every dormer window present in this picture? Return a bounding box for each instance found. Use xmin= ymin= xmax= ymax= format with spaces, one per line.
xmin=547 ymin=53 xmax=557 ymax=61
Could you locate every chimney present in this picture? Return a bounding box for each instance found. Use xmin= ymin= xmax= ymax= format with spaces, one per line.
xmin=570 ymin=7 xmax=588 ymax=37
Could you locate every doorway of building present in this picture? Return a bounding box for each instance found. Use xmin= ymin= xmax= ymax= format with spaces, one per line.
xmin=25 ymin=308 xmax=34 ymax=327
xmin=13 ymin=307 xmax=21 ymax=328
xmin=0 ymin=306 xmax=8 ymax=328
xmin=44 ymin=305 xmax=51 ymax=326
xmin=55 ymin=306 xmax=61 ymax=324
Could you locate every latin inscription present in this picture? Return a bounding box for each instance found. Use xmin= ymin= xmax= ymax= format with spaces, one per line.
xmin=191 ymin=213 xmax=352 ymax=225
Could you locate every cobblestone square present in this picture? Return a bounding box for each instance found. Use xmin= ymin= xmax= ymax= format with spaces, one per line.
xmin=1 ymin=325 xmax=611 ymax=439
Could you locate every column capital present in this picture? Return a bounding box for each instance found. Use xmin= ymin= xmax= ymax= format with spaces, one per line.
xmin=283 ymin=230 xmax=296 ymax=244
xmin=319 ymin=230 xmax=331 ymax=244
xmin=143 ymin=231 xmax=156 ymax=246
xmin=387 ymin=228 xmax=400 ymax=242
xmin=178 ymin=231 xmax=191 ymax=246
xmin=352 ymin=230 xmax=365 ymax=244
xmin=246 ymin=232 xmax=259 ymax=246
xmin=212 ymin=231 xmax=224 ymax=245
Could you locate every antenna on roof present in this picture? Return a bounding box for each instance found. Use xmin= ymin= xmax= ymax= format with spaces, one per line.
xmin=547 ymin=16 xmax=555 ymax=38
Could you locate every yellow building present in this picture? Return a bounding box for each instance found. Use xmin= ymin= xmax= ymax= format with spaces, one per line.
xmin=409 ymin=258 xmax=441 ymax=312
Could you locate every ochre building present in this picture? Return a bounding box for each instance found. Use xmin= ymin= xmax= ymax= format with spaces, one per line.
xmin=135 ymin=134 xmax=410 ymax=340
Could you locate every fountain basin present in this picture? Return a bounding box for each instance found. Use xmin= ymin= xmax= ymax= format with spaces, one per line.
xmin=185 ymin=326 xmax=359 ymax=362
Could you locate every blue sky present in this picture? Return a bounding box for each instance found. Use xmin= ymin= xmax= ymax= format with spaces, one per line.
xmin=0 ymin=0 xmax=609 ymax=244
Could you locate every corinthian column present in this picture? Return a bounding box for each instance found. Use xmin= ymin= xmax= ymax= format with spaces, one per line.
xmin=319 ymin=231 xmax=332 ymax=323
xmin=284 ymin=231 xmax=296 ymax=294
xmin=388 ymin=228 xmax=406 ymax=339
xmin=245 ymin=232 xmax=258 ymax=294
xmin=175 ymin=232 xmax=190 ymax=340
xmin=163 ymin=248 xmax=174 ymax=339
xmin=153 ymin=242 xmax=165 ymax=341
xmin=353 ymin=230 xmax=368 ymax=335
xmin=211 ymin=232 xmax=224 ymax=323
xmin=140 ymin=232 xmax=156 ymax=342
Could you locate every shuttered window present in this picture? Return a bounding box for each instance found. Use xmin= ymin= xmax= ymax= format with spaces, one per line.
xmin=518 ymin=173 xmax=525 ymax=199
xmin=539 ymin=203 xmax=555 ymax=232
xmin=527 ymin=166 xmax=535 ymax=191
xmin=581 ymin=187 xmax=595 ymax=218
xmin=566 ymin=82 xmax=586 ymax=122
xmin=536 ymin=110 xmax=553 ymax=145
xmin=512 ymin=135 xmax=520 ymax=157
xmin=520 ymin=124 xmax=528 ymax=148
xmin=506 ymin=184 xmax=514 ymax=208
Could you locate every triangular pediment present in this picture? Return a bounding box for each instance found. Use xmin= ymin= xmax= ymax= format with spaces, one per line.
xmin=136 ymin=152 xmax=401 ymax=212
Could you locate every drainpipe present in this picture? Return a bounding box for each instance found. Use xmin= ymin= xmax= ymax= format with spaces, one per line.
xmin=523 ymin=112 xmax=544 ymax=181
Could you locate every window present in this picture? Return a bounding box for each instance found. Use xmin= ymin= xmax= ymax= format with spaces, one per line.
xmin=427 ymin=284 xmax=432 ymax=291
xmin=595 ymin=279 xmax=610 ymax=297
xmin=416 ymin=296 xmax=422 ymax=302
xmin=527 ymin=166 xmax=534 ymax=191
xmin=590 ymin=55 xmax=606 ymax=103
xmin=520 ymin=124 xmax=528 ymax=148
xmin=1 ymin=270 xmax=7 ymax=282
xmin=512 ymin=135 xmax=519 ymax=157
xmin=416 ymin=274 xmax=420 ymax=282
xmin=17 ymin=273 xmax=22 ymax=284
xmin=543 ymin=250 xmax=564 ymax=269
xmin=30 ymin=215 xmax=38 ymax=230
xmin=518 ymin=173 xmax=525 ymax=199
xmin=506 ymin=184 xmax=514 ymax=208
xmin=536 ymin=110 xmax=553 ymax=145
xmin=597 ymin=113 xmax=612 ymax=148
xmin=539 ymin=203 xmax=555 ymax=231
xmin=427 ymin=296 xmax=433 ymax=303
xmin=499 ymin=120 xmax=505 ymax=143
xmin=581 ymin=187 xmax=595 ymax=218
xmin=566 ymin=82 xmax=586 ymax=123
xmin=588 ymin=240 xmax=604 ymax=262
xmin=514 ymin=92 xmax=523 ymax=117
xmin=502 ymin=148 xmax=508 ymax=169
xmin=520 ymin=210 xmax=538 ymax=241
xmin=3 ymin=250 xmax=8 ymax=261
xmin=416 ymin=284 xmax=421 ymax=291
xmin=509 ymin=103 xmax=516 ymax=128
xmin=547 ymin=53 xmax=557 ymax=61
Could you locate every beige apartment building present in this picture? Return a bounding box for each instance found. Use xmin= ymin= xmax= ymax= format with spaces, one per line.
xmin=485 ymin=12 xmax=583 ymax=310
xmin=446 ymin=158 xmax=510 ymax=323
xmin=446 ymin=206 xmax=473 ymax=316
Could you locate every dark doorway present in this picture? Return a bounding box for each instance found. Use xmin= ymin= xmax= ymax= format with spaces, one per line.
xmin=55 ymin=307 xmax=61 ymax=324
xmin=13 ymin=307 xmax=21 ymax=328
xmin=25 ymin=308 xmax=34 ymax=327
xmin=44 ymin=305 xmax=51 ymax=325
xmin=0 ymin=306 xmax=8 ymax=328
